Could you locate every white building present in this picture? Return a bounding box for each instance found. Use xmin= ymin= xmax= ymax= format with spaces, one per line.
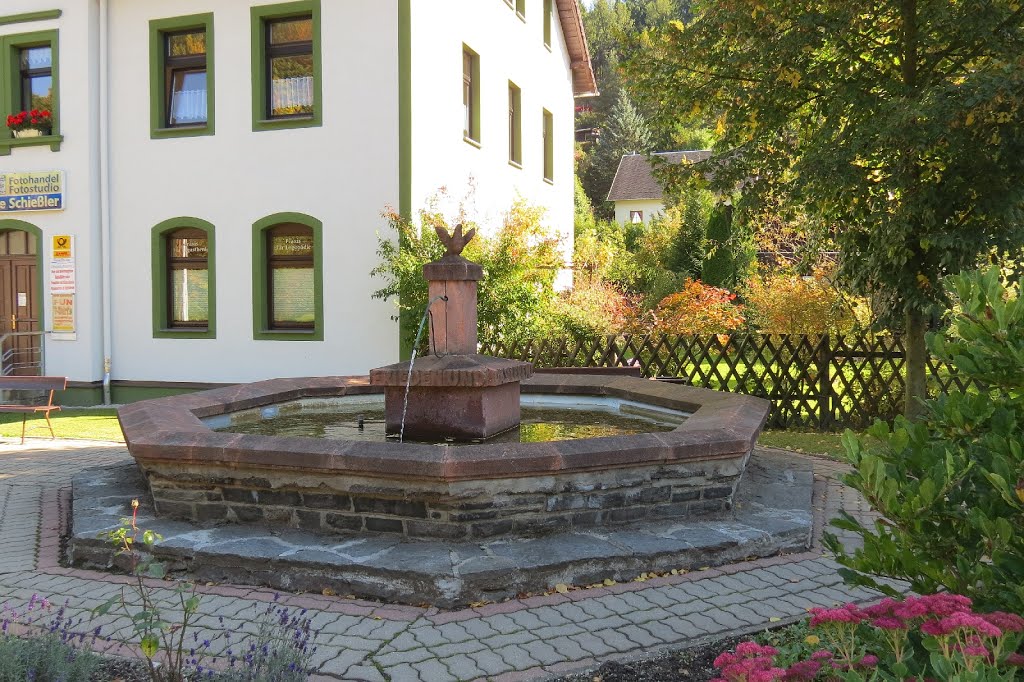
xmin=0 ymin=1 xmax=596 ymax=404
xmin=607 ymin=151 xmax=710 ymax=225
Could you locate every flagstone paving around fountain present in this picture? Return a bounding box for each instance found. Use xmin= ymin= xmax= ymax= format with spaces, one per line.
xmin=0 ymin=437 xmax=893 ymax=681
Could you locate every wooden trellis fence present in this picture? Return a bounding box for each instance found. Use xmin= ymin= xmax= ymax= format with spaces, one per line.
xmin=480 ymin=333 xmax=982 ymax=430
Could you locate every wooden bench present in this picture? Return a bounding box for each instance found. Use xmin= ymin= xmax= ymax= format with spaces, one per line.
xmin=0 ymin=376 xmax=67 ymax=444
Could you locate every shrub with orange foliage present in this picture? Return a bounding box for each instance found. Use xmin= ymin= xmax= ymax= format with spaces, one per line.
xmin=652 ymin=279 xmax=744 ymax=335
xmin=744 ymin=270 xmax=860 ymax=335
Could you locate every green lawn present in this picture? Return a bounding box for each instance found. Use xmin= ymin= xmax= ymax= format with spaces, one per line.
xmin=758 ymin=429 xmax=848 ymax=458
xmin=0 ymin=407 xmax=124 ymax=442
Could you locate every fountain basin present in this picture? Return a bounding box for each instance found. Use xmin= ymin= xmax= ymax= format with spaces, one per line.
xmin=117 ymin=373 xmax=769 ymax=540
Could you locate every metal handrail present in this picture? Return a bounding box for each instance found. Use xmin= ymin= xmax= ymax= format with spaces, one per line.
xmin=0 ymin=331 xmax=49 ymax=376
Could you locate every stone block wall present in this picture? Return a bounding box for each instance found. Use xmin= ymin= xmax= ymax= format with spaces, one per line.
xmin=147 ymin=453 xmax=749 ymax=540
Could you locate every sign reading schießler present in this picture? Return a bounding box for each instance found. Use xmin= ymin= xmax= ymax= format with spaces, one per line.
xmin=0 ymin=170 xmax=64 ymax=212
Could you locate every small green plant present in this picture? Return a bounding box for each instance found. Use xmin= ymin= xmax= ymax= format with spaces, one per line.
xmin=0 ymin=595 xmax=103 ymax=682
xmin=825 ymin=268 xmax=1024 ymax=614
xmin=95 ymin=499 xmax=205 ymax=682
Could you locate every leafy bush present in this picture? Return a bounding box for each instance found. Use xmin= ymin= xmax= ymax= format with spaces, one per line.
xmin=652 ymin=278 xmax=744 ymax=335
xmin=545 ymin=280 xmax=649 ymax=339
xmin=743 ymin=269 xmax=862 ymax=335
xmin=716 ymin=594 xmax=1024 ymax=681
xmin=0 ymin=595 xmax=103 ymax=682
xmin=825 ymin=268 xmax=1024 ymax=613
xmin=372 ymin=198 xmax=563 ymax=349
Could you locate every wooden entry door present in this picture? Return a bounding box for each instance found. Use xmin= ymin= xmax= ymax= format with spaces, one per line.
xmin=0 ymin=230 xmax=40 ymax=375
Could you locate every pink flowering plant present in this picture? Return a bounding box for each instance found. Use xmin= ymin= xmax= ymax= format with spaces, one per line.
xmin=711 ymin=594 xmax=1024 ymax=681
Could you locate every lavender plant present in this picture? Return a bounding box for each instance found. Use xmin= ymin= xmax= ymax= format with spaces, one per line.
xmin=0 ymin=594 xmax=103 ymax=682
xmin=214 ymin=599 xmax=317 ymax=681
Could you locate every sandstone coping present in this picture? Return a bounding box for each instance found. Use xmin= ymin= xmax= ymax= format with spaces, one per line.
xmin=119 ymin=374 xmax=770 ymax=485
xmin=422 ymin=255 xmax=484 ymax=282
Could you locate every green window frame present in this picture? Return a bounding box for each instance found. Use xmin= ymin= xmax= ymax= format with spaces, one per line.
xmin=0 ymin=29 xmax=61 ymax=156
xmin=462 ymin=45 xmax=480 ymax=145
xmin=516 ymin=0 xmax=526 ymax=20
xmin=252 ymin=212 xmax=323 ymax=341
xmin=542 ymin=108 xmax=553 ymax=182
xmin=149 ymin=14 xmax=215 ymax=139
xmin=508 ymin=82 xmax=521 ymax=167
xmin=151 ymin=217 xmax=216 ymax=339
xmin=543 ymin=0 xmax=552 ymax=48
xmin=250 ymin=0 xmax=322 ymax=132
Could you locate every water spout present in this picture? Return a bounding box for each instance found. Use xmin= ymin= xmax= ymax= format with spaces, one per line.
xmin=398 ymin=295 xmax=448 ymax=443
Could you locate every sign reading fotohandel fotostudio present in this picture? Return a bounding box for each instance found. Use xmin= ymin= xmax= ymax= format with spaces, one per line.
xmin=0 ymin=170 xmax=64 ymax=212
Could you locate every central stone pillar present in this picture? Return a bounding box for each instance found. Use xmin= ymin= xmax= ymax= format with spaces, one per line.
xmin=424 ymin=255 xmax=482 ymax=355
xmin=369 ymin=252 xmax=532 ymax=441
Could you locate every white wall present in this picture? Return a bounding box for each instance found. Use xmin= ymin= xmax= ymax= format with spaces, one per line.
xmin=0 ymin=0 xmax=104 ymax=384
xmin=408 ymin=0 xmax=576 ymax=282
xmin=614 ymin=199 xmax=665 ymax=226
xmin=107 ymin=0 xmax=401 ymax=383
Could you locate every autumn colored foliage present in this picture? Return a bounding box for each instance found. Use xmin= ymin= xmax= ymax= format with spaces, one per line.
xmin=652 ymin=278 xmax=744 ymax=335
xmin=743 ymin=269 xmax=861 ymax=336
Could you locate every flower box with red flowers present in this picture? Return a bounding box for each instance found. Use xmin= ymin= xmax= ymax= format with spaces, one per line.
xmin=6 ymin=110 xmax=53 ymax=137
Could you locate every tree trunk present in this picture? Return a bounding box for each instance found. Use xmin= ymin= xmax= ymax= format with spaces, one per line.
xmin=904 ymin=308 xmax=927 ymax=420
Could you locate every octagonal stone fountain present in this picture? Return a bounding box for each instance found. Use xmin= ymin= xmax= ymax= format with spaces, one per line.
xmin=70 ymin=227 xmax=813 ymax=607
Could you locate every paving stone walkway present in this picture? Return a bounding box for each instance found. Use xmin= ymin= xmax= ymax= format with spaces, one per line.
xmin=0 ymin=438 xmax=883 ymax=681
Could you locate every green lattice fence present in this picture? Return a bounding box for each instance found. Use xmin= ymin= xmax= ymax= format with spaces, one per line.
xmin=480 ymin=333 xmax=981 ymax=430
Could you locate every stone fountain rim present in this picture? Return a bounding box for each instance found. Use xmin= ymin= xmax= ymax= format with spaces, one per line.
xmin=118 ymin=373 xmax=769 ymax=484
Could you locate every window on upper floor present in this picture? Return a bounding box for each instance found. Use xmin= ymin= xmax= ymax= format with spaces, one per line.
xmin=542 ymin=109 xmax=553 ymax=182
xmin=516 ymin=0 xmax=526 ymax=19
xmin=19 ymin=46 xmax=52 ymax=112
xmin=508 ymin=82 xmax=522 ymax=166
xmin=543 ymin=0 xmax=553 ymax=48
xmin=252 ymin=213 xmax=323 ymax=341
xmin=463 ymin=46 xmax=480 ymax=144
xmin=165 ymin=31 xmax=208 ymax=126
xmin=149 ymin=14 xmax=214 ymax=139
xmin=251 ymin=1 xmax=322 ymax=131
xmin=0 ymin=30 xmax=60 ymax=153
xmin=152 ymin=218 xmax=216 ymax=339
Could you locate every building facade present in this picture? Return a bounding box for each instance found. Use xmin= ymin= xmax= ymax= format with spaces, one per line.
xmin=0 ymin=1 xmax=595 ymax=404
xmin=607 ymin=151 xmax=711 ymax=225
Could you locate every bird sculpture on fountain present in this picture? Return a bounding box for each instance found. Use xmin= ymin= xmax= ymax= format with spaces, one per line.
xmin=434 ymin=223 xmax=476 ymax=257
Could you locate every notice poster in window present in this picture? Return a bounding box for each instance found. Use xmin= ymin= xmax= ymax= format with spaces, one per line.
xmin=50 ymin=234 xmax=75 ymax=294
xmin=51 ymin=293 xmax=75 ymax=337
xmin=50 ymin=234 xmax=76 ymax=339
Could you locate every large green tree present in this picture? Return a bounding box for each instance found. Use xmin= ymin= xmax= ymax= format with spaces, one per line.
xmin=628 ymin=0 xmax=1024 ymax=418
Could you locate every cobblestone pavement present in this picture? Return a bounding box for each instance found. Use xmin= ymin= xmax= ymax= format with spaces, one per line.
xmin=0 ymin=438 xmax=885 ymax=681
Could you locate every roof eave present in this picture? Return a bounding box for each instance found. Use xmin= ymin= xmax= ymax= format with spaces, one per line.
xmin=556 ymin=0 xmax=598 ymax=97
